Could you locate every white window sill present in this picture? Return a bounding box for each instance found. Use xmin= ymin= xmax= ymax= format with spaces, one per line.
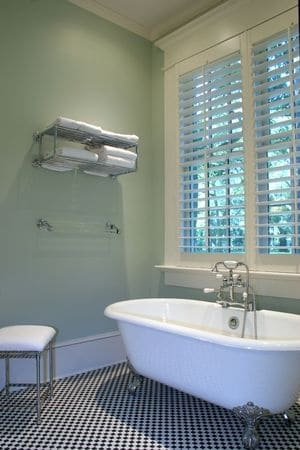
xmin=155 ymin=265 xmax=300 ymax=300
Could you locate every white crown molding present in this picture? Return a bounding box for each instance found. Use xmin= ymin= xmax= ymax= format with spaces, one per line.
xmin=68 ymin=0 xmax=151 ymax=40
xmin=154 ymin=0 xmax=243 ymax=49
xmin=68 ymin=0 xmax=238 ymax=43
xmin=155 ymin=0 xmax=298 ymax=66
xmin=149 ymin=0 xmax=228 ymax=42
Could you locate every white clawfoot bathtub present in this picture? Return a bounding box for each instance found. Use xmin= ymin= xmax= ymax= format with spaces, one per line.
xmin=104 ymin=298 xmax=300 ymax=415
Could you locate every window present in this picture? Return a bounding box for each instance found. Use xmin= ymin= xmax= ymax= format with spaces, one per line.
xmin=179 ymin=53 xmax=245 ymax=254
xmin=177 ymin=26 xmax=299 ymax=259
xmin=253 ymin=27 xmax=300 ymax=255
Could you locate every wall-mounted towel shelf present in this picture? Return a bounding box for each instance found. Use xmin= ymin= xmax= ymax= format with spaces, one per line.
xmin=32 ymin=117 xmax=138 ymax=177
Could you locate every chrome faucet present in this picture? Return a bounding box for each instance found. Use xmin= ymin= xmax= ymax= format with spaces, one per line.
xmin=205 ymin=260 xmax=254 ymax=311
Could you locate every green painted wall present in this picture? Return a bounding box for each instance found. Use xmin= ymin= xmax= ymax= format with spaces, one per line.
xmin=0 ymin=0 xmax=297 ymax=347
xmin=0 ymin=0 xmax=160 ymax=341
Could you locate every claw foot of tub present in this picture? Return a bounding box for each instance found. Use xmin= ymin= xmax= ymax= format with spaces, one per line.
xmin=128 ymin=375 xmax=143 ymax=395
xmin=241 ymin=424 xmax=260 ymax=450
xmin=282 ymin=410 xmax=295 ymax=426
xmin=233 ymin=402 xmax=270 ymax=449
xmin=126 ymin=358 xmax=143 ymax=395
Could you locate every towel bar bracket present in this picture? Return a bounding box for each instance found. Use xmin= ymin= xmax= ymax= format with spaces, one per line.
xmin=32 ymin=131 xmax=40 ymax=142
xmin=105 ymin=221 xmax=120 ymax=235
xmin=32 ymin=159 xmax=41 ymax=168
xmin=36 ymin=218 xmax=53 ymax=232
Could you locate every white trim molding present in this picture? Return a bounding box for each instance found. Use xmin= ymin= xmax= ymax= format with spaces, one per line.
xmin=54 ymin=330 xmax=126 ymax=379
xmin=156 ymin=265 xmax=300 ymax=300
xmin=0 ymin=331 xmax=126 ymax=389
xmin=155 ymin=0 xmax=298 ymax=69
xmin=67 ymin=0 xmax=235 ymax=42
xmin=68 ymin=0 xmax=150 ymax=40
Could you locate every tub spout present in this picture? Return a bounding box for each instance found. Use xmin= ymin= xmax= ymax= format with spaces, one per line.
xmin=203 ymin=288 xmax=215 ymax=294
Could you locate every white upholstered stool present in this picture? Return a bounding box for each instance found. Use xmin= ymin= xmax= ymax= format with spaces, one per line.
xmin=0 ymin=325 xmax=56 ymax=424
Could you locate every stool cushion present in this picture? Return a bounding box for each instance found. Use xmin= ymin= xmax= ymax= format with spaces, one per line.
xmin=0 ymin=325 xmax=56 ymax=352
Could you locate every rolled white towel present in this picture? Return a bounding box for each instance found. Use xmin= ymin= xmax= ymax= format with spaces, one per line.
xmin=97 ymin=145 xmax=137 ymax=161
xmin=56 ymin=147 xmax=98 ymax=162
xmin=101 ymin=129 xmax=139 ymax=145
xmin=100 ymin=155 xmax=136 ymax=169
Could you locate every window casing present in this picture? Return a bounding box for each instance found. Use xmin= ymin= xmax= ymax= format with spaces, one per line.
xmin=163 ymin=13 xmax=299 ymax=277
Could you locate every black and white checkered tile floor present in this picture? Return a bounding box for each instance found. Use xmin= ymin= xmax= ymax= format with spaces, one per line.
xmin=0 ymin=362 xmax=299 ymax=450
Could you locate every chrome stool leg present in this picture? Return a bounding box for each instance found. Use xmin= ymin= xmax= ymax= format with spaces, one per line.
xmin=5 ymin=357 xmax=10 ymax=395
xmin=36 ymin=353 xmax=41 ymax=424
xmin=49 ymin=340 xmax=54 ymax=398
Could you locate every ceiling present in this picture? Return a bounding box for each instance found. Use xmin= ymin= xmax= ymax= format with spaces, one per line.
xmin=68 ymin=0 xmax=229 ymax=41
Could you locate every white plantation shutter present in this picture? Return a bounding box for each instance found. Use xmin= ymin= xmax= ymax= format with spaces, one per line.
xmin=178 ymin=53 xmax=245 ymax=254
xmin=253 ymin=26 xmax=300 ymax=254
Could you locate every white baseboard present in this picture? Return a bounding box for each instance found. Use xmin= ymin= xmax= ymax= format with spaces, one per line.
xmin=0 ymin=331 xmax=126 ymax=389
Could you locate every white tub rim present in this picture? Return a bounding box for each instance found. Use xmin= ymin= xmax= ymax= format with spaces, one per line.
xmin=104 ymin=298 xmax=300 ymax=352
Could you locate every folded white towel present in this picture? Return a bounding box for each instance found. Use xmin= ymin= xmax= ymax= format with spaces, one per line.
xmin=83 ymin=169 xmax=109 ymax=177
xmin=101 ymin=129 xmax=139 ymax=145
xmin=97 ymin=145 xmax=137 ymax=161
xmin=52 ymin=117 xmax=103 ymax=137
xmin=41 ymin=161 xmax=73 ymax=172
xmin=52 ymin=117 xmax=82 ymax=130
xmin=56 ymin=147 xmax=98 ymax=162
xmin=49 ymin=117 xmax=138 ymax=145
xmin=100 ymin=155 xmax=136 ymax=169
xmin=77 ymin=121 xmax=103 ymax=137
